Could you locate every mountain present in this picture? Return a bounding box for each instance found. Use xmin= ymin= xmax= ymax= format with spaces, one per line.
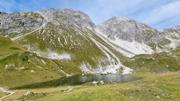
xmin=0 ymin=9 xmax=132 ymax=87
xmin=160 ymin=26 xmax=180 ymax=49
xmin=96 ymin=16 xmax=180 ymax=57
xmin=0 ymin=8 xmax=179 ymax=87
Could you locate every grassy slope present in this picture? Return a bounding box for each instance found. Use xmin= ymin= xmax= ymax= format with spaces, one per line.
xmin=123 ymin=48 xmax=180 ymax=72
xmin=4 ymin=71 xmax=180 ymax=101
xmin=0 ymin=91 xmax=6 ymax=98
xmin=0 ymin=36 xmax=65 ymax=88
xmin=0 ymin=36 xmax=24 ymax=59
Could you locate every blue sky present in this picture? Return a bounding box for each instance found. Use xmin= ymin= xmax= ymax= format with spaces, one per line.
xmin=0 ymin=0 xmax=180 ymax=29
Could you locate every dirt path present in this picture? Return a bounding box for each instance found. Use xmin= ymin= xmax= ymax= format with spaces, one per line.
xmin=11 ymin=22 xmax=46 ymax=41
xmin=0 ymin=87 xmax=15 ymax=101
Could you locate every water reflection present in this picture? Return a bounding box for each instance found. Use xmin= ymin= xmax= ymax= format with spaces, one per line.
xmin=59 ymin=74 xmax=139 ymax=85
xmin=13 ymin=74 xmax=140 ymax=89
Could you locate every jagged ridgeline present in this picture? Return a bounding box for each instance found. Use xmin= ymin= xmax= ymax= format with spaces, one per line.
xmin=0 ymin=9 xmax=179 ymax=87
xmin=96 ymin=17 xmax=180 ymax=57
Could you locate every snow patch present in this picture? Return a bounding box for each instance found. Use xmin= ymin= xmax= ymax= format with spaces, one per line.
xmin=47 ymin=52 xmax=71 ymax=60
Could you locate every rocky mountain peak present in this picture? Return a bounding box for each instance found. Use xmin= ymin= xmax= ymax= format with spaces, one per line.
xmin=96 ymin=16 xmax=160 ymax=44
xmin=0 ymin=8 xmax=95 ymax=36
xmin=108 ymin=16 xmax=130 ymax=22
xmin=0 ymin=11 xmax=44 ymax=34
xmin=38 ymin=8 xmax=95 ymax=28
xmin=162 ymin=26 xmax=180 ymax=41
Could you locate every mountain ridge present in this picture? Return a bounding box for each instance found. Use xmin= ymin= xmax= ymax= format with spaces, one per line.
xmin=0 ymin=8 xmax=179 ymax=84
xmin=0 ymin=9 xmax=133 ymax=76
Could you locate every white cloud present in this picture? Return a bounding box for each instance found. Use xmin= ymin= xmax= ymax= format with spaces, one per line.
xmin=137 ymin=0 xmax=180 ymax=27
xmin=86 ymin=0 xmax=145 ymax=23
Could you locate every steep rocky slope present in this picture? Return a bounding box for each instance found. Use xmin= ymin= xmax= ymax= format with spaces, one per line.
xmin=96 ymin=17 xmax=180 ymax=57
xmin=160 ymin=26 xmax=180 ymax=50
xmin=0 ymin=11 xmax=44 ymax=38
